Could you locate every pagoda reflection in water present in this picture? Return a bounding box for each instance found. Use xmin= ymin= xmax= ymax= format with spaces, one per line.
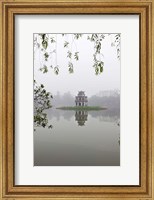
xmin=75 ymin=111 xmax=88 ymax=126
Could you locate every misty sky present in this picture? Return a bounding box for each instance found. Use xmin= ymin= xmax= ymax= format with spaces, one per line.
xmin=34 ymin=34 xmax=120 ymax=97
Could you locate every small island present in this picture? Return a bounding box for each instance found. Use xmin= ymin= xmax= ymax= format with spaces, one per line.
xmin=56 ymin=91 xmax=107 ymax=111
xmin=56 ymin=106 xmax=107 ymax=111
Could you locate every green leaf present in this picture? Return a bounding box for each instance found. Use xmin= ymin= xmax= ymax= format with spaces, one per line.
xmin=43 ymin=65 xmax=48 ymax=73
xmin=68 ymin=62 xmax=74 ymax=73
xmin=74 ymin=34 xmax=82 ymax=40
xmin=74 ymin=52 xmax=79 ymax=61
xmin=67 ymin=51 xmax=72 ymax=59
xmin=100 ymin=34 xmax=105 ymax=39
xmin=42 ymin=40 xmax=48 ymax=50
xmin=95 ymin=67 xmax=99 ymax=75
xmin=69 ymin=67 xmax=73 ymax=73
xmin=64 ymin=41 xmax=69 ymax=48
xmin=96 ymin=42 xmax=101 ymax=53
xmin=50 ymin=37 xmax=56 ymax=43
xmin=39 ymin=34 xmax=46 ymax=40
xmin=39 ymin=65 xmax=48 ymax=73
xmin=44 ymin=52 xmax=49 ymax=61
xmin=100 ymin=66 xmax=103 ymax=73
xmin=54 ymin=66 xmax=59 ymax=75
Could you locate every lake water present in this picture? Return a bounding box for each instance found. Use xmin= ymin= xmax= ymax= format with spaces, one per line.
xmin=34 ymin=108 xmax=120 ymax=166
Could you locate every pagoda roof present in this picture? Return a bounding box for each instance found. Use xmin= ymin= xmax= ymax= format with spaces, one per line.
xmin=77 ymin=91 xmax=85 ymax=95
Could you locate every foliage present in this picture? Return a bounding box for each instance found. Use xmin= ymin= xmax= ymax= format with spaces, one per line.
xmin=74 ymin=33 xmax=82 ymax=39
xmin=74 ymin=52 xmax=79 ymax=61
xmin=44 ymin=52 xmax=49 ymax=61
xmin=68 ymin=62 xmax=74 ymax=74
xmin=54 ymin=66 xmax=59 ymax=75
xmin=87 ymin=34 xmax=105 ymax=75
xmin=67 ymin=51 xmax=72 ymax=59
xmin=39 ymin=65 xmax=48 ymax=73
xmin=34 ymin=33 xmax=120 ymax=75
xmin=40 ymin=34 xmax=48 ymax=50
xmin=114 ymin=34 xmax=120 ymax=59
xmin=64 ymin=41 xmax=69 ymax=48
xmin=34 ymin=80 xmax=53 ymax=130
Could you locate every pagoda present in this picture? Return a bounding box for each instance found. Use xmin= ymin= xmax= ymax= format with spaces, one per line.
xmin=75 ymin=91 xmax=88 ymax=106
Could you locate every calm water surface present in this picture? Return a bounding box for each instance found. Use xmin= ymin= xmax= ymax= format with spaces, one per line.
xmin=34 ymin=108 xmax=120 ymax=166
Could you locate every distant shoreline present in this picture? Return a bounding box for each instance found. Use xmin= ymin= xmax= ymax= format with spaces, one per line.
xmin=56 ymin=106 xmax=107 ymax=111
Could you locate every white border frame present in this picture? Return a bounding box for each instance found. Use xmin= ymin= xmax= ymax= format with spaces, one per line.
xmin=15 ymin=15 xmax=139 ymax=185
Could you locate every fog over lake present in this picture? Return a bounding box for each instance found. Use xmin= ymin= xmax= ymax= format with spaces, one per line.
xmin=34 ymin=91 xmax=120 ymax=166
xmin=34 ymin=33 xmax=120 ymax=166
